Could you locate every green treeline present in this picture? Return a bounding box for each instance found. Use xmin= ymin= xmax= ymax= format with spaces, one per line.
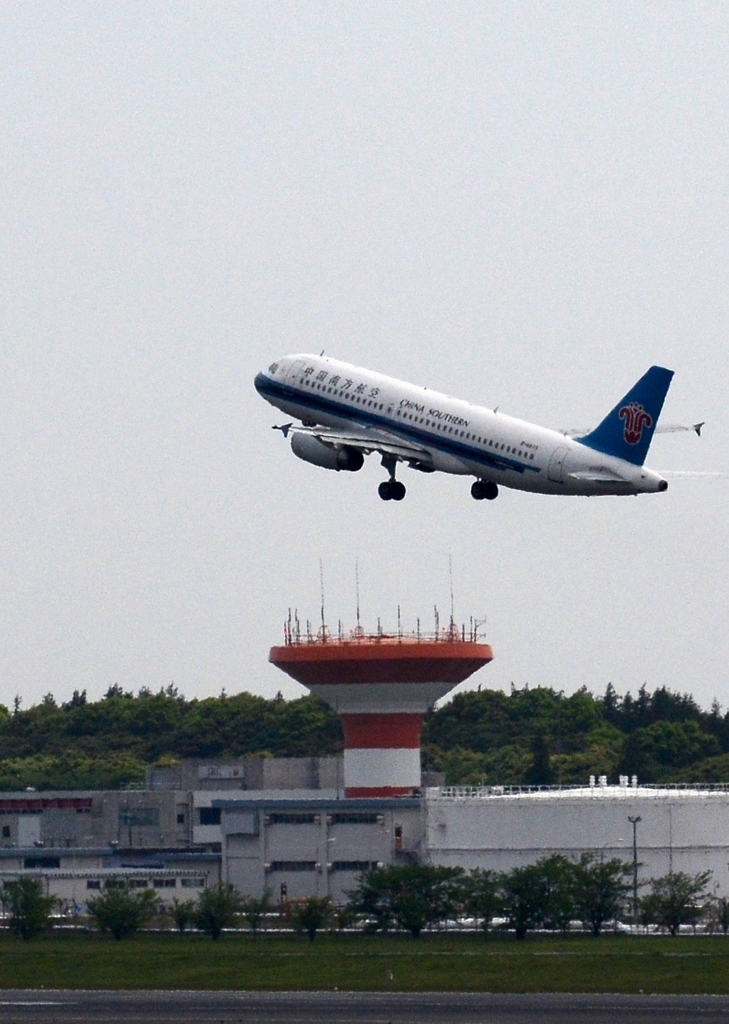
xmin=422 ymin=683 xmax=729 ymax=786
xmin=0 ymin=685 xmax=342 ymax=790
xmin=0 ymin=682 xmax=728 ymax=790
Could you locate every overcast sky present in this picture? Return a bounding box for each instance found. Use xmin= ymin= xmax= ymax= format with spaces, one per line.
xmin=0 ymin=2 xmax=727 ymax=714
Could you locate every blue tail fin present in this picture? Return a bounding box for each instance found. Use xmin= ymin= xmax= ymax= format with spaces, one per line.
xmin=576 ymin=366 xmax=674 ymax=466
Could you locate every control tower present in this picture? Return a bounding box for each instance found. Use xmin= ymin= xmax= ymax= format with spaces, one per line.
xmin=269 ymin=620 xmax=493 ymax=798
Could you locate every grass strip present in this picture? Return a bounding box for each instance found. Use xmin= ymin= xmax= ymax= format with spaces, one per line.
xmin=2 ymin=933 xmax=729 ymax=993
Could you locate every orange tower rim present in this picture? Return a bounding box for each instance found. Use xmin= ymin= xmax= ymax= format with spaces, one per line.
xmin=269 ymin=636 xmax=494 ymax=687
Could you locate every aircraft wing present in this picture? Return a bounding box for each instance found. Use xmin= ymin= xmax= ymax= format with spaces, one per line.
xmin=275 ymin=423 xmax=433 ymax=464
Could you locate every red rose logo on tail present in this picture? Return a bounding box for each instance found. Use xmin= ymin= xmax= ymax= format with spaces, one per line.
xmin=619 ymin=402 xmax=653 ymax=444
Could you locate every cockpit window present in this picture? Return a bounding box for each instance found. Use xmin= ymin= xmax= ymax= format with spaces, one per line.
xmin=268 ymin=363 xmax=279 ymax=374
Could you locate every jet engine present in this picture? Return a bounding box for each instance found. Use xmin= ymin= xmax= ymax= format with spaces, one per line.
xmin=291 ymin=433 xmax=364 ymax=472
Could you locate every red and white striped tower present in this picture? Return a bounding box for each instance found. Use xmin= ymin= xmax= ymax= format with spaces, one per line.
xmin=269 ymin=624 xmax=493 ymax=797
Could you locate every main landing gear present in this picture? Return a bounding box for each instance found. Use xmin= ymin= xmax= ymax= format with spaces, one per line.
xmin=379 ymin=455 xmax=406 ymax=501
xmin=379 ymin=479 xmax=406 ymax=501
xmin=471 ymin=479 xmax=499 ymax=501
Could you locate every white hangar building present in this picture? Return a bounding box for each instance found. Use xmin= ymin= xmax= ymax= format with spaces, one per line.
xmin=424 ymin=781 xmax=729 ymax=890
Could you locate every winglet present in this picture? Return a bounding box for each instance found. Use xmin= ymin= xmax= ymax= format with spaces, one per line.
xmin=694 ymin=422 xmax=704 ymax=437
xmin=576 ymin=366 xmax=674 ymax=466
xmin=273 ymin=423 xmax=293 ymax=438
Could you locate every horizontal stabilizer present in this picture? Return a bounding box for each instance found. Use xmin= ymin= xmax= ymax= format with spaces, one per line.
xmin=564 ymin=421 xmax=703 ymax=438
xmin=655 ymin=422 xmax=704 ymax=437
xmin=654 ymin=470 xmax=728 ymax=478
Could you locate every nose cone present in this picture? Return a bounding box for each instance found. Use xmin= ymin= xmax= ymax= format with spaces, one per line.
xmin=254 ymin=371 xmax=267 ymax=395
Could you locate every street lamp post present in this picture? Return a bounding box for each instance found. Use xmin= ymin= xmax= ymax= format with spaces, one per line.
xmin=555 ymin=690 xmax=564 ymax=787
xmin=628 ymin=815 xmax=642 ymax=925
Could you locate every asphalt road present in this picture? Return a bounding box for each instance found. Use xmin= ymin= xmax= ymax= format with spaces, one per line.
xmin=0 ymin=992 xmax=728 ymax=1024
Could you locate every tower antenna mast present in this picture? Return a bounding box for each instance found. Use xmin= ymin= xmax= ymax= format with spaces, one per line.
xmin=355 ymin=560 xmax=363 ymax=635
xmin=319 ymin=559 xmax=326 ymax=638
xmin=448 ymin=554 xmax=456 ymax=635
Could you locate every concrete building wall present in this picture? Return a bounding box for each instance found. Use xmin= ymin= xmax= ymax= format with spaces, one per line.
xmin=146 ymin=757 xmax=344 ymax=794
xmin=0 ymin=791 xmax=192 ymax=850
xmin=425 ymin=786 xmax=729 ymax=894
xmin=219 ymin=800 xmax=422 ymax=902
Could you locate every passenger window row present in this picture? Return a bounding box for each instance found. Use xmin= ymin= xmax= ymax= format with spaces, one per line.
xmin=299 ymin=378 xmax=536 ymax=461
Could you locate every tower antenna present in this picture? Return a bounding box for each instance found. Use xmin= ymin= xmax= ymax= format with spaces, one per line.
xmin=355 ymin=560 xmax=363 ymax=635
xmin=448 ymin=554 xmax=455 ymax=631
xmin=319 ymin=559 xmax=327 ymax=638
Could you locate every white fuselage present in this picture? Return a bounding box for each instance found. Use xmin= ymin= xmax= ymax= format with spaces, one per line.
xmin=255 ymin=354 xmax=668 ymax=497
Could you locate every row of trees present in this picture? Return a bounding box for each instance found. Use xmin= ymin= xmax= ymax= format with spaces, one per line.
xmin=2 ymin=878 xmax=335 ymax=942
xmin=1 ymin=682 xmax=729 ymax=789
xmin=4 ymin=861 xmax=724 ymax=942
xmin=1 ymin=878 xmax=252 ymax=941
xmin=349 ymin=861 xmax=719 ymax=940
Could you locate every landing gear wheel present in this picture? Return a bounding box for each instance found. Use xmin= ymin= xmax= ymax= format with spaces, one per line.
xmin=379 ymin=454 xmax=406 ymax=502
xmin=471 ymin=480 xmax=498 ymax=501
xmin=483 ymin=481 xmax=498 ymax=500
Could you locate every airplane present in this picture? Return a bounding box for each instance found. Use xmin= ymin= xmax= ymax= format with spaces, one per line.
xmin=254 ymin=355 xmax=701 ymax=502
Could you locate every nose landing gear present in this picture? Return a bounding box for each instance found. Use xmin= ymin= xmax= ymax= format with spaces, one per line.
xmin=379 ymin=455 xmax=406 ymax=501
xmin=471 ymin=480 xmax=498 ymax=501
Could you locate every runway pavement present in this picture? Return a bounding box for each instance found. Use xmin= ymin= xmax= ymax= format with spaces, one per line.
xmin=0 ymin=991 xmax=728 ymax=1024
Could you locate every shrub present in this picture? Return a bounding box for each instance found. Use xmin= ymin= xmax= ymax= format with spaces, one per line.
xmin=194 ymin=884 xmax=242 ymax=940
xmin=87 ymin=883 xmax=162 ymax=940
xmin=349 ymin=864 xmax=465 ymax=938
xmin=571 ymin=854 xmax=632 ymax=936
xmin=169 ymin=897 xmax=197 ymax=934
xmin=641 ymin=870 xmax=712 ymax=935
xmin=500 ymin=861 xmax=553 ymax=940
xmin=241 ymin=891 xmax=273 ymax=936
xmin=463 ymin=869 xmax=501 ymax=934
xmin=3 ymin=878 xmax=56 ymax=940
xmin=291 ymin=896 xmax=332 ymax=941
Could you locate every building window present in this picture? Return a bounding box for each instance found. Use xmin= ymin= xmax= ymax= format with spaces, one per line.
xmin=128 ymin=879 xmax=148 ymax=888
xmin=177 ymin=813 xmax=185 ymax=825
xmin=330 ymin=813 xmax=379 ymax=825
xmin=268 ymin=813 xmax=317 ymax=825
xmin=86 ymin=880 xmax=101 ymax=890
xmin=153 ymin=878 xmax=177 ymax=888
xmin=198 ymin=807 xmax=221 ymax=826
xmin=332 ymin=861 xmax=379 ymax=872
xmin=23 ymin=857 xmax=60 ymax=869
xmin=269 ymin=861 xmax=316 ymax=872
xmin=1 ymin=826 xmax=9 ymax=838
xmin=119 ymin=808 xmax=160 ymax=828
xmin=181 ymin=878 xmax=205 ymax=888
